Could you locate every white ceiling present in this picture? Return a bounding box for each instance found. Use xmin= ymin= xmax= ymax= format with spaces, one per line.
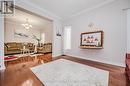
xmin=5 ymin=9 xmax=52 ymax=29
xmin=26 ymin=0 xmax=113 ymax=19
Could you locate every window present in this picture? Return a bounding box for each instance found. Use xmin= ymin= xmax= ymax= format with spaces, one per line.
xmin=63 ymin=26 xmax=71 ymax=50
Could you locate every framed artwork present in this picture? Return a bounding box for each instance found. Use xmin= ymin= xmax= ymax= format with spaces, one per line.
xmin=14 ymin=29 xmax=29 ymax=38
xmin=80 ymin=31 xmax=104 ymax=49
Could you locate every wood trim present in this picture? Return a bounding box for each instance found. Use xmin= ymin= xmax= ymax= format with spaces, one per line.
xmin=80 ymin=46 xmax=103 ymax=49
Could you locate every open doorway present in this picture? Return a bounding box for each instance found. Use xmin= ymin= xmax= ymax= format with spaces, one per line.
xmin=4 ymin=7 xmax=53 ymax=67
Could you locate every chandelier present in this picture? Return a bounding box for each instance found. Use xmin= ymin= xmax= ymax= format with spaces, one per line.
xmin=22 ymin=18 xmax=32 ymax=30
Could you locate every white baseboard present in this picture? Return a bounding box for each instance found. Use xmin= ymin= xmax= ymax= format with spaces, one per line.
xmin=65 ymin=54 xmax=125 ymax=67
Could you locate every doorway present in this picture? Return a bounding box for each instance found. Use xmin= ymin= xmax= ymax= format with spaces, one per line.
xmin=4 ymin=7 xmax=53 ymax=67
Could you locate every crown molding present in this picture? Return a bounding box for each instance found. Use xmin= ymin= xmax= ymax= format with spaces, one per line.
xmin=15 ymin=0 xmax=62 ymax=21
xmin=15 ymin=0 xmax=118 ymax=21
xmin=63 ymin=0 xmax=117 ymax=21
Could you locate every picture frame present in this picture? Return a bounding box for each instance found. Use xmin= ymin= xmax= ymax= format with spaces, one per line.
xmin=80 ymin=31 xmax=104 ymax=49
xmin=14 ymin=29 xmax=29 ymax=38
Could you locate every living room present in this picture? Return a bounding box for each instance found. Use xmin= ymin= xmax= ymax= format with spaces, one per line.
xmin=3 ymin=7 xmax=53 ymax=67
xmin=0 ymin=0 xmax=130 ymax=86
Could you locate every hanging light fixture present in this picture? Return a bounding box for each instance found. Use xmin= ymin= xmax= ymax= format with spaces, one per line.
xmin=22 ymin=18 xmax=32 ymax=30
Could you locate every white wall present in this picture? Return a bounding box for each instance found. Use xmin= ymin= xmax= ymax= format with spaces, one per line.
xmin=127 ymin=9 xmax=130 ymax=53
xmin=40 ymin=24 xmax=53 ymax=43
xmin=5 ymin=21 xmax=41 ymax=44
xmin=64 ymin=0 xmax=130 ymax=67
xmin=52 ymin=20 xmax=63 ymax=57
xmin=0 ymin=17 xmax=5 ymax=70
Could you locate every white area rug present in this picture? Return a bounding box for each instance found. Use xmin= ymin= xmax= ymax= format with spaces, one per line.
xmin=31 ymin=59 xmax=109 ymax=86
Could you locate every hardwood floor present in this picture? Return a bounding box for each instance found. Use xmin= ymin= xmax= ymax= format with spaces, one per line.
xmin=0 ymin=55 xmax=130 ymax=86
xmin=5 ymin=53 xmax=52 ymax=67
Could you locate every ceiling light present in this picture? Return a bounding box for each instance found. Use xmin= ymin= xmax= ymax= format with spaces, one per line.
xmin=22 ymin=18 xmax=32 ymax=30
